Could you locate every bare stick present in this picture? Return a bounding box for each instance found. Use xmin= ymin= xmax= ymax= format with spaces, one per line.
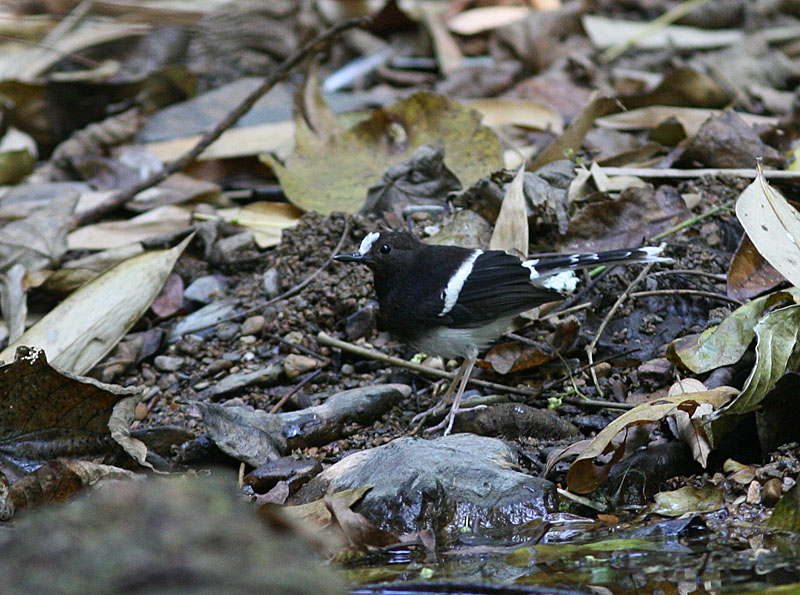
xmin=629 ymin=289 xmax=743 ymax=306
xmin=74 ymin=16 xmax=370 ymax=227
xmin=317 ymin=331 xmax=634 ymax=410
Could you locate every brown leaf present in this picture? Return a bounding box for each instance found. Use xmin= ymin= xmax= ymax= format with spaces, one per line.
xmin=565 ymin=388 xmax=736 ymax=493
xmin=0 ymin=346 xmax=142 ymax=483
xmin=560 ymin=184 xmax=688 ymax=252
xmin=325 ymin=494 xmax=398 ymax=549
xmin=151 ymin=273 xmax=184 ymax=318
xmin=727 ymin=234 xmax=785 ymax=301
xmin=484 ymin=341 xmax=555 ymax=375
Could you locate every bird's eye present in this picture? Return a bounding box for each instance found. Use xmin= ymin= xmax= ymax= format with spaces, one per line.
xmin=379 ymin=244 xmax=391 ymax=254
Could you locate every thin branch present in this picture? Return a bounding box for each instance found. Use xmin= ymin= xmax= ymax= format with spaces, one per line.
xmin=270 ymin=369 xmax=322 ymax=414
xmin=73 ymin=16 xmax=370 ymax=227
xmin=629 ymin=289 xmax=743 ymax=306
xmin=317 ymin=331 xmax=634 ymax=410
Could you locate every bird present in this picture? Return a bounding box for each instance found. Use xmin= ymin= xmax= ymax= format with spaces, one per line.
xmin=334 ymin=230 xmax=669 ymax=435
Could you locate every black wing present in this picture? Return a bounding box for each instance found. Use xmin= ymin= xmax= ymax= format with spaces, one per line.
xmin=440 ymin=250 xmax=561 ymax=329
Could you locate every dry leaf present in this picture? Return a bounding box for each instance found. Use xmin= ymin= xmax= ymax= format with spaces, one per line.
xmin=0 ymin=235 xmax=192 ymax=375
xmin=735 ymin=166 xmax=800 ymax=289
xmin=490 ymin=165 xmax=528 ymax=255
xmin=565 ymin=388 xmax=736 ymax=493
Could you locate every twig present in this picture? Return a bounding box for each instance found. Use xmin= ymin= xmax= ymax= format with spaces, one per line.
xmin=317 ymin=331 xmax=634 ymax=410
xmin=586 ymin=244 xmax=665 ymax=397
xmin=597 ymin=167 xmax=800 ymax=179
xmin=652 ymin=269 xmax=727 ymax=282
xmin=539 ymin=301 xmax=593 ymax=320
xmin=650 ymin=200 xmax=734 ymax=242
xmin=73 ymin=16 xmax=370 ymax=227
xmin=187 ymin=218 xmax=349 ymax=332
xmin=270 ymin=369 xmax=322 ymax=414
xmin=629 ymin=289 xmax=743 ymax=306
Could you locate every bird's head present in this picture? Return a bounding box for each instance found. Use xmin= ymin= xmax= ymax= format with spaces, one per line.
xmin=334 ymin=231 xmax=421 ymax=270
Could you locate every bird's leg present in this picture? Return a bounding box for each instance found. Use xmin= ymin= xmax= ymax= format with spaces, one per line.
xmin=426 ymin=355 xmax=477 ymax=436
xmin=409 ymin=359 xmax=468 ymax=434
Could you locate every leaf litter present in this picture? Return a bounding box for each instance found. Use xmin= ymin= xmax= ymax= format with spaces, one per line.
xmin=2 ymin=1 xmax=800 ymax=591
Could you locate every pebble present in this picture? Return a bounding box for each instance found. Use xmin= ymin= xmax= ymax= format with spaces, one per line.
xmin=593 ymin=362 xmax=612 ymax=379
xmin=215 ymin=231 xmax=255 ymax=259
xmin=284 ymin=354 xmax=320 ymax=379
xmin=207 ymin=359 xmax=234 ymax=374
xmin=340 ymin=363 xmax=355 ymax=376
xmin=240 ymin=335 xmax=256 ymax=344
xmin=762 ymin=478 xmax=782 ymax=506
xmin=134 ymin=401 xmax=149 ymax=421
xmin=154 ymin=355 xmax=183 ymax=372
xmin=241 ymin=315 xmax=265 ymax=336
xmin=263 ymin=268 xmax=281 ymax=298
xmin=215 ymin=322 xmax=240 ymax=341
xmin=184 ymin=275 xmax=227 ymax=304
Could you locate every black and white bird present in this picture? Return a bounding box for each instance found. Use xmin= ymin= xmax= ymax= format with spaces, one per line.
xmin=335 ymin=231 xmax=669 ymax=434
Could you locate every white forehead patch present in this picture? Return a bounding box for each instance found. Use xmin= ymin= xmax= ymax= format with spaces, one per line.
xmin=358 ymin=232 xmax=380 ymax=256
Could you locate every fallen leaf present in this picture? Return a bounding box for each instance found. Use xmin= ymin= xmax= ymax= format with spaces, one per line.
xmin=727 ymin=234 xmax=786 ymax=301
xmin=67 ymin=205 xmax=193 ymax=251
xmin=530 ymin=93 xmax=619 ymax=171
xmin=735 ymin=166 xmax=800 ymax=289
xmin=0 ymin=235 xmax=192 ymax=375
xmin=467 ymin=98 xmax=563 ymax=133
xmin=668 ymin=290 xmax=800 ymax=374
xmin=0 ymin=346 xmax=142 ymax=484
xmin=490 ymin=165 xmax=527 ymax=255
xmin=565 ymin=388 xmax=736 ymax=494
xmin=651 ymin=485 xmax=725 ymax=517
xmin=446 ymin=6 xmax=532 ymax=35
xmin=265 ymin=89 xmax=502 ymax=214
xmin=214 ymin=202 xmax=303 ymax=249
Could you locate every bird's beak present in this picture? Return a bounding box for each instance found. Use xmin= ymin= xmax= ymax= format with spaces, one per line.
xmin=333 ymin=252 xmax=363 ymax=263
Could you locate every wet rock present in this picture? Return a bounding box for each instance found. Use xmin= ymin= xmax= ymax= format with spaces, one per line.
xmin=245 ymin=456 xmax=322 ymax=494
xmin=283 ymin=354 xmax=320 ymax=379
xmin=184 ymin=275 xmax=228 ymax=303
xmin=153 ymin=355 xmax=183 ymax=372
xmin=241 ymin=315 xmax=266 ymax=336
xmin=453 ymin=403 xmax=580 ymax=440
xmin=292 ymin=434 xmax=557 ymax=538
xmin=0 ymin=477 xmax=346 ymax=594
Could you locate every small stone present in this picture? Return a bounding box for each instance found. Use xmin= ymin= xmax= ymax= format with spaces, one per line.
xmin=263 ymin=268 xmax=280 ymax=299
xmin=593 ymin=362 xmax=612 ymax=379
xmin=184 ymin=275 xmax=227 ymax=304
xmin=241 ymin=315 xmax=265 ymax=336
xmin=763 ymin=478 xmax=782 ymax=506
xmin=345 ymin=304 xmax=378 ymax=341
xmin=284 ymin=331 xmax=305 ymax=346
xmin=134 ymin=401 xmax=149 ymax=421
xmin=154 ymin=355 xmax=183 ymax=372
xmin=637 ymin=357 xmax=673 ymax=389
xmin=215 ymin=231 xmax=255 ymax=259
xmin=284 ymin=354 xmax=320 ymax=379
xmin=340 ymin=363 xmax=355 ymax=376
xmin=240 ymin=335 xmax=256 ymax=344
xmin=207 ymin=359 xmax=234 ymax=374
xmin=746 ymin=480 xmax=761 ymax=505
xmin=215 ymin=322 xmax=240 ymax=341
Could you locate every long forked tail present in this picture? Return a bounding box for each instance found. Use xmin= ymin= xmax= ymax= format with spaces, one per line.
xmin=523 ymin=247 xmax=670 ymax=291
